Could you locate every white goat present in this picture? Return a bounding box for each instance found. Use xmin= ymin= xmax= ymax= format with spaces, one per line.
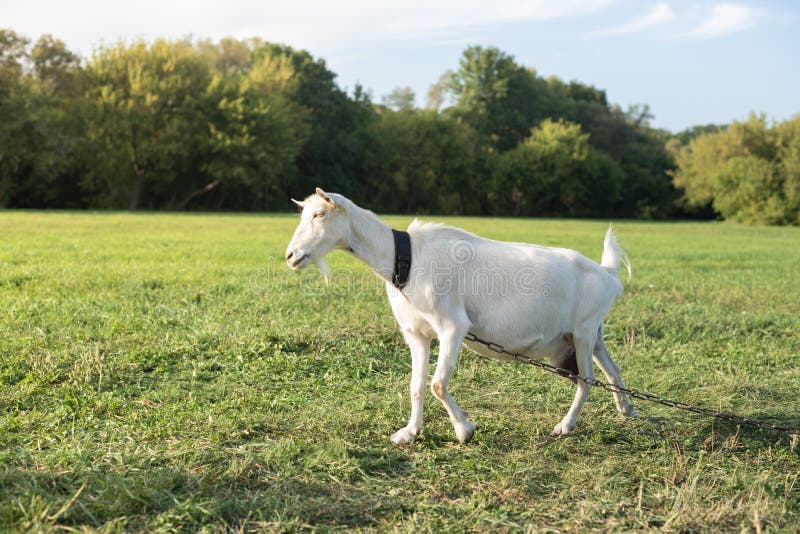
xmin=286 ymin=188 xmax=637 ymax=445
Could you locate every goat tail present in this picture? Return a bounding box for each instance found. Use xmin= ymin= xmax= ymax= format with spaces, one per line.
xmin=601 ymin=225 xmax=631 ymax=279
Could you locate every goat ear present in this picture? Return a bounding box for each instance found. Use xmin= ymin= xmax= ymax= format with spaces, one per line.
xmin=291 ymin=198 xmax=305 ymax=210
xmin=315 ymin=187 xmax=335 ymax=207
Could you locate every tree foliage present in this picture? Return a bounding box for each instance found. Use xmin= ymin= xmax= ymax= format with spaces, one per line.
xmin=370 ymin=109 xmax=482 ymax=214
xmin=0 ymin=30 xmax=34 ymax=207
xmin=672 ymin=114 xmax=800 ymax=224
xmin=0 ymin=30 xmax=85 ymax=208
xmin=81 ymin=40 xmax=211 ymax=209
xmin=4 ymin=30 xmax=792 ymax=224
xmin=493 ymin=119 xmax=624 ymax=216
xmin=201 ymin=50 xmax=309 ymax=210
xmin=449 ymin=46 xmax=551 ymax=151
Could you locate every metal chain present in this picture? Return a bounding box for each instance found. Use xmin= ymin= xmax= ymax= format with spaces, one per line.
xmin=464 ymin=332 xmax=800 ymax=436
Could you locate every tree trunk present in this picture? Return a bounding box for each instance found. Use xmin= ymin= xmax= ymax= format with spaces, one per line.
xmin=512 ymin=188 xmax=522 ymax=216
xmin=214 ymin=191 xmax=225 ymax=209
xmin=128 ymin=131 xmax=144 ymax=211
xmin=129 ymin=172 xmax=143 ymax=211
xmin=0 ymin=168 xmax=10 ymax=209
xmin=480 ymin=192 xmax=490 ymax=215
xmin=177 ymin=180 xmax=220 ymax=210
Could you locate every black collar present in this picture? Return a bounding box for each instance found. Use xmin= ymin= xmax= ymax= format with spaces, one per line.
xmin=391 ymin=229 xmax=411 ymax=289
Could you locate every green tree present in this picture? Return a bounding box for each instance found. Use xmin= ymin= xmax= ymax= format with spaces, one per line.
xmin=382 ymin=86 xmax=416 ymax=111
xmin=442 ymin=47 xmax=676 ymax=217
xmin=672 ymin=123 xmax=726 ymax=145
xmin=30 ymin=34 xmax=79 ymax=90
xmin=673 ymin=115 xmax=771 ymax=210
xmin=672 ymin=114 xmax=800 ymax=224
xmin=16 ymin=35 xmax=85 ymax=208
xmin=0 ymin=29 xmax=34 ymax=207
xmin=81 ymin=39 xmax=211 ymax=209
xmin=252 ymin=44 xmax=376 ymax=199
xmin=196 ymin=36 xmax=262 ymax=76
xmin=713 ymin=156 xmax=786 ymax=224
xmin=493 ymin=119 xmax=624 ymax=216
xmin=448 ymin=46 xmax=551 ymax=151
xmin=199 ymin=53 xmax=310 ymax=210
xmin=775 ymin=117 xmax=800 ymax=223
xmin=426 ymin=70 xmax=453 ymax=111
xmin=372 ymin=109 xmax=481 ymax=213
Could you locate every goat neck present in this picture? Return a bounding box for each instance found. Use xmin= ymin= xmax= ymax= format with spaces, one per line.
xmin=347 ymin=205 xmax=397 ymax=284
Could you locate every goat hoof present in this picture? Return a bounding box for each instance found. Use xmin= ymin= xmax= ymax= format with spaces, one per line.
xmin=550 ymin=422 xmax=574 ymax=436
xmin=622 ymin=406 xmax=639 ymax=418
xmin=617 ymin=402 xmax=639 ymax=417
xmin=455 ymin=420 xmax=475 ymax=443
xmin=391 ymin=426 xmax=419 ymax=446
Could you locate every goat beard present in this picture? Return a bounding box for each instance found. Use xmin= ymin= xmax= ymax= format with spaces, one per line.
xmin=315 ymin=258 xmax=331 ymax=285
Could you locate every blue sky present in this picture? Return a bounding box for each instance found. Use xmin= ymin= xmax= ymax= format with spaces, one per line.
xmin=2 ymin=0 xmax=798 ymax=131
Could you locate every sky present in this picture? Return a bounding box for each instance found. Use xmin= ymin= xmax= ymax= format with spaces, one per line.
xmin=2 ymin=0 xmax=798 ymax=132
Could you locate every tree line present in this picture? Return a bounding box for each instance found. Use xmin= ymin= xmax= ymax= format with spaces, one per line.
xmin=669 ymin=115 xmax=800 ymax=225
xmin=1 ymin=29 xmax=797 ymax=224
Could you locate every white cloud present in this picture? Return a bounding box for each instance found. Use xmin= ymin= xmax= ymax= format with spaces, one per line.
xmin=590 ymin=2 xmax=675 ymax=36
xmin=378 ymin=0 xmax=614 ymax=38
xmin=0 ymin=0 xmax=614 ymax=56
xmin=677 ymin=3 xmax=759 ymax=40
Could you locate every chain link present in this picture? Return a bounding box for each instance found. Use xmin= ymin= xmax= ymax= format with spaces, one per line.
xmin=464 ymin=332 xmax=800 ymax=436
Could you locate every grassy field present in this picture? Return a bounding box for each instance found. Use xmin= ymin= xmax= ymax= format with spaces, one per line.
xmin=1 ymin=211 xmax=799 ymax=532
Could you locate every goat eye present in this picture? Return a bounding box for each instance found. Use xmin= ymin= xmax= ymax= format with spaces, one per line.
xmin=314 ymin=211 xmax=325 ymax=219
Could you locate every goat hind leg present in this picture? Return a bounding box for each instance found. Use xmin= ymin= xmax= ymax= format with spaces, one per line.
xmin=593 ymin=331 xmax=637 ymax=417
xmin=552 ymin=334 xmax=596 ymax=436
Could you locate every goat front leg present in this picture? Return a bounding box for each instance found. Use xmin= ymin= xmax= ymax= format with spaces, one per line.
xmin=552 ymin=333 xmax=596 ymax=436
xmin=391 ymin=331 xmax=431 ymax=445
xmin=431 ymin=326 xmax=475 ymax=443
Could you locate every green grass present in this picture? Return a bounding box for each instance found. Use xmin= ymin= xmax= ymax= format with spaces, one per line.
xmin=1 ymin=211 xmax=799 ymax=532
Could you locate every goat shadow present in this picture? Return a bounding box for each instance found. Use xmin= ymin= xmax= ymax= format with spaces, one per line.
xmin=591 ymin=411 xmax=799 ymax=451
